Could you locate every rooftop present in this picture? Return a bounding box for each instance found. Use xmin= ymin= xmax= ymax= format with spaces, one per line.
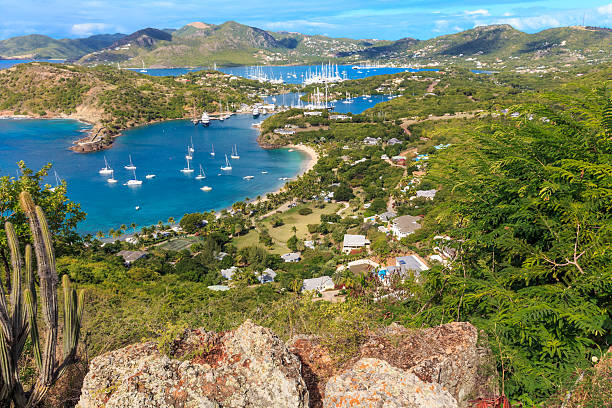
xmin=343 ymin=234 xmax=369 ymax=247
xmin=116 ymin=250 xmax=148 ymax=264
xmin=392 ymin=215 xmax=422 ymax=234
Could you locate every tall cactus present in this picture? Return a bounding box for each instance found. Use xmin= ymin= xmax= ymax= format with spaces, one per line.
xmin=0 ymin=191 xmax=84 ymax=407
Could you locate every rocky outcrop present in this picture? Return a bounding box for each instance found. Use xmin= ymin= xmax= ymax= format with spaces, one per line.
xmin=355 ymin=322 xmax=498 ymax=405
xmin=79 ymin=321 xmax=497 ymax=408
xmin=78 ymin=320 xmax=308 ymax=408
xmin=323 ymin=358 xmax=458 ymax=408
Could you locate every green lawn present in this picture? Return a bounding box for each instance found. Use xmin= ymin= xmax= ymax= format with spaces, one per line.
xmin=234 ymin=202 xmax=341 ymax=254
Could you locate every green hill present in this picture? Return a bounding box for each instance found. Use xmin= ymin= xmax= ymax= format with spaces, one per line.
xmin=0 ymin=33 xmax=125 ymax=59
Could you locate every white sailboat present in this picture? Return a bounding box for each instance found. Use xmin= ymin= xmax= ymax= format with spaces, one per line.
xmin=220 ymin=155 xmax=232 ymax=171
xmin=200 ymin=185 xmax=212 ymax=191
xmin=196 ymin=164 xmax=206 ymax=180
xmin=139 ymin=60 xmax=147 ymax=73
xmin=49 ymin=171 xmax=62 ymax=192
xmin=145 ymin=174 xmax=156 ymax=179
xmin=210 ymin=144 xmax=215 ymax=157
xmin=252 ymin=107 xmax=260 ymax=118
xmin=243 ymin=175 xmax=254 ymax=180
xmin=185 ymin=146 xmax=193 ymax=160
xmin=99 ymin=156 xmax=113 ymax=175
xmin=189 ymin=136 xmax=195 ymax=153
xmin=181 ymin=157 xmax=194 ymax=173
xmin=124 ymin=155 xmax=136 ymax=170
xmin=107 ymin=170 xmax=118 ymax=184
xmin=125 ymin=169 xmax=142 ymax=186
xmin=230 ymin=144 xmax=240 ymax=159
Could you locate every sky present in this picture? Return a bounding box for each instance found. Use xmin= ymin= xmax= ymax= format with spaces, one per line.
xmin=1 ymin=0 xmax=611 ymax=40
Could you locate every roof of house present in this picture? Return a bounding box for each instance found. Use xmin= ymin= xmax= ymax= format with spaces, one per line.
xmin=387 ymin=138 xmax=402 ymax=144
xmin=396 ymin=255 xmax=429 ymax=271
xmin=281 ymin=252 xmax=301 ymax=262
xmin=207 ymin=285 xmax=230 ymax=291
xmin=302 ymin=276 xmax=334 ymax=292
xmin=416 ymin=189 xmax=437 ymax=199
xmin=261 ymin=268 xmax=276 ymax=278
xmin=116 ymin=250 xmax=148 ymax=263
xmin=392 ymin=215 xmax=422 ymax=234
xmin=220 ymin=266 xmax=238 ymax=280
xmin=343 ymin=234 xmax=369 ymax=247
xmin=378 ymin=211 xmax=397 ymax=222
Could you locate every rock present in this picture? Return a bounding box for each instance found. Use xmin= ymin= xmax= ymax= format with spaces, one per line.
xmin=77 ymin=320 xmax=308 ymax=408
xmin=288 ymin=336 xmax=336 ymax=408
xmin=322 ymin=358 xmax=458 ymax=408
xmin=356 ymin=322 xmax=498 ymax=406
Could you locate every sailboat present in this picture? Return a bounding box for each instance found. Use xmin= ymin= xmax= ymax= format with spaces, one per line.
xmin=189 ymin=136 xmax=195 ymax=153
xmin=210 ymin=144 xmax=215 ymax=157
xmin=124 ymin=155 xmax=136 ymax=170
xmin=107 ymin=170 xmax=118 ymax=184
xmin=196 ymin=164 xmax=206 ymax=180
xmin=185 ymin=146 xmax=193 ymax=160
xmin=181 ymin=157 xmax=194 ymax=173
xmin=230 ymin=144 xmax=240 ymax=159
xmin=49 ymin=171 xmax=62 ymax=192
xmin=220 ymin=155 xmax=232 ymax=171
xmin=99 ymin=156 xmax=113 ymax=175
xmin=342 ymin=92 xmax=353 ymax=104
xmin=125 ymin=169 xmax=142 ymax=186
xmin=200 ymin=185 xmax=212 ymax=191
xmin=139 ymin=60 xmax=147 ymax=73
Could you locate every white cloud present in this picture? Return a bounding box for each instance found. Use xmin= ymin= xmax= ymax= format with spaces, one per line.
xmin=70 ymin=23 xmax=112 ymax=36
xmin=597 ymin=3 xmax=612 ymax=14
xmin=465 ymin=9 xmax=489 ymax=16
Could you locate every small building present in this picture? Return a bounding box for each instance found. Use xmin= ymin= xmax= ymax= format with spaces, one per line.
xmin=304 ymin=111 xmax=323 ymax=116
xmin=378 ymin=211 xmax=397 ymax=223
xmin=391 ymin=215 xmax=422 ymax=239
xmin=377 ymin=255 xmax=429 ymax=284
xmin=302 ymin=276 xmax=335 ymax=292
xmin=363 ymin=137 xmax=381 ymax=146
xmin=116 ymin=250 xmax=148 ymax=265
xmin=391 ymin=155 xmax=407 ymax=165
xmin=207 ymin=285 xmax=230 ymax=291
xmin=411 ymin=189 xmax=437 ymax=200
xmin=304 ymin=240 xmax=316 ymax=250
xmin=281 ymin=252 xmax=301 ymax=263
xmin=387 ymin=138 xmax=402 ymax=145
xmin=274 ymin=128 xmax=296 ymax=135
xmin=381 ymin=154 xmax=389 ymax=160
xmin=220 ymin=266 xmax=239 ymax=280
xmin=330 ymin=114 xmax=351 ymax=120
xmin=395 ymin=255 xmax=429 ymax=271
xmin=258 ymin=268 xmax=277 ymax=284
xmin=342 ymin=234 xmax=371 ymax=254
xmin=214 ymin=252 xmax=229 ymax=261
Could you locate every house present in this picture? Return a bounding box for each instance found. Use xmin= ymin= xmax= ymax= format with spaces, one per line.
xmin=387 ymin=138 xmax=402 ymax=145
xmin=377 ymin=255 xmax=429 ymax=283
xmin=214 ymin=252 xmax=229 ymax=261
xmin=411 ymin=189 xmax=437 ymax=200
xmin=281 ymin=252 xmax=301 ymax=263
xmin=390 ymin=215 xmax=422 ymax=238
xmin=258 ymin=268 xmax=277 ymax=284
xmin=378 ymin=211 xmax=397 ymax=223
xmin=116 ymin=250 xmax=148 ymax=265
xmin=381 ymin=154 xmax=389 ymax=160
xmin=304 ymin=240 xmax=316 ymax=250
xmin=207 ymin=285 xmax=230 ymax=291
xmin=330 ymin=114 xmax=351 ymax=120
xmin=342 ymin=234 xmax=371 ymax=254
xmin=391 ymin=155 xmax=407 ymax=164
xmin=363 ymin=137 xmax=381 ymax=146
xmin=395 ymin=255 xmax=429 ymax=272
xmin=274 ymin=128 xmax=296 ymax=135
xmin=302 ymin=276 xmax=335 ymax=292
xmin=220 ymin=266 xmax=239 ymax=280
xmin=304 ymin=111 xmax=322 ymax=116
xmin=124 ymin=236 xmax=139 ymax=245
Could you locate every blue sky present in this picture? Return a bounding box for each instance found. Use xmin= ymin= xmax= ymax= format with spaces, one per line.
xmin=1 ymin=0 xmax=611 ymax=40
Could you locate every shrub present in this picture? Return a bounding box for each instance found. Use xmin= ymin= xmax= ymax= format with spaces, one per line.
xmin=298 ymin=207 xmax=313 ymax=215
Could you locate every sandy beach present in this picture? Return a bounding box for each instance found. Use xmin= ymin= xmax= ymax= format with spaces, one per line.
xmin=289 ymin=144 xmax=319 ymax=176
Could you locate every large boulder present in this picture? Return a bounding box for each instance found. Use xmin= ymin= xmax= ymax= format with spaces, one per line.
xmin=356 ymin=322 xmax=498 ymax=406
xmin=322 ymin=358 xmax=458 ymax=408
xmin=77 ymin=320 xmax=308 ymax=408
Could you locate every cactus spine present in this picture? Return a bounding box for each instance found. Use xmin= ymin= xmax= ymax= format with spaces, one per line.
xmin=0 ymin=191 xmax=84 ymax=407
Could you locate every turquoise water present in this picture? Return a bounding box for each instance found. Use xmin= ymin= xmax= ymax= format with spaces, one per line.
xmin=0 ymin=115 xmax=306 ymax=234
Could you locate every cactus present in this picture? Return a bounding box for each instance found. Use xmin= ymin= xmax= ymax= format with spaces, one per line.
xmin=0 ymin=191 xmax=84 ymax=407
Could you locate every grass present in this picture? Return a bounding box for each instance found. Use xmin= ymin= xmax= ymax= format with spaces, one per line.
xmin=234 ymin=202 xmax=341 ymax=254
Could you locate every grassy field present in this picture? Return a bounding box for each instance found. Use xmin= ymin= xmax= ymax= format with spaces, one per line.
xmin=234 ymin=202 xmax=341 ymax=254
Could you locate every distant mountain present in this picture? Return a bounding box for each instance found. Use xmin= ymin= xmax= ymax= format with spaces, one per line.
xmin=77 ymin=21 xmax=388 ymax=67
xmin=2 ymin=23 xmax=609 ymax=68
xmin=0 ymin=33 xmax=125 ymax=60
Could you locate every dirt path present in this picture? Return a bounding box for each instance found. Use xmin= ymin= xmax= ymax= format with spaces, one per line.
xmin=426 ymin=80 xmax=440 ymax=93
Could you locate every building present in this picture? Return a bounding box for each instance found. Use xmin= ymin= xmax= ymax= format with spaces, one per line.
xmin=378 ymin=211 xmax=397 ymax=223
xmin=302 ymin=276 xmax=335 ymax=292
xmin=207 ymin=285 xmax=230 ymax=291
xmin=304 ymin=111 xmax=322 ymax=116
xmin=342 ymin=234 xmax=371 ymax=254
xmin=391 ymin=156 xmax=407 ymax=165
xmin=377 ymin=255 xmax=429 ymax=284
xmin=220 ymin=266 xmax=239 ymax=280
xmin=281 ymin=252 xmax=301 ymax=263
xmin=395 ymin=255 xmax=429 ymax=271
xmin=387 ymin=138 xmax=402 ymax=145
xmin=363 ymin=137 xmax=381 ymax=146
xmin=330 ymin=114 xmax=351 ymax=120
xmin=116 ymin=250 xmax=148 ymax=265
xmin=411 ymin=189 xmax=437 ymax=200
xmin=304 ymin=240 xmax=316 ymax=250
xmin=390 ymin=215 xmax=422 ymax=239
xmin=258 ymin=268 xmax=277 ymax=284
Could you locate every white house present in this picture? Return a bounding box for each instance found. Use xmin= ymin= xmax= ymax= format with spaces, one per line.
xmin=281 ymin=252 xmax=301 ymax=263
xmin=258 ymin=268 xmax=277 ymax=284
xmin=410 ymin=189 xmax=437 ymax=200
xmin=342 ymin=234 xmax=371 ymax=254
xmin=390 ymin=215 xmax=422 ymax=239
xmin=220 ymin=266 xmax=239 ymax=280
xmin=116 ymin=250 xmax=148 ymax=265
xmin=302 ymin=276 xmax=335 ymax=292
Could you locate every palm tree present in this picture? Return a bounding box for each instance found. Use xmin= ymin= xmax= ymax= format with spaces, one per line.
xmin=96 ymin=231 xmax=104 ymax=240
xmin=130 ymin=222 xmax=137 ymax=232
xmin=120 ymin=224 xmax=127 ymax=234
xmin=108 ymin=228 xmax=115 ymax=238
xmin=291 ymin=226 xmax=297 ymax=235
xmin=168 ymin=216 xmax=175 ymax=224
